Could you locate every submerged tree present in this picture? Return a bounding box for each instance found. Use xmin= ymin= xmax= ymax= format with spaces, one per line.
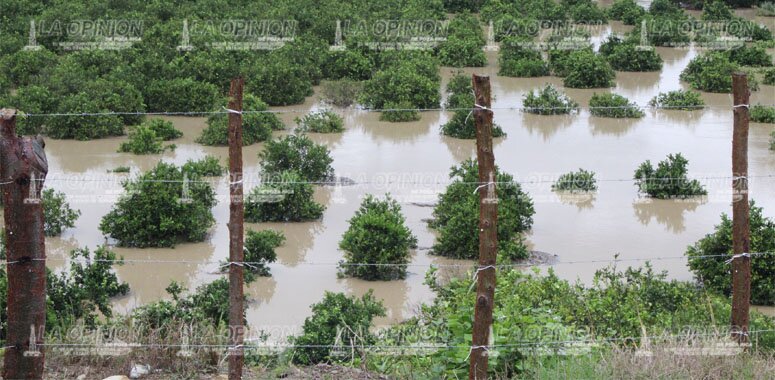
xmin=633 ymin=153 xmax=707 ymax=199
xmin=245 ymin=170 xmax=325 ymax=223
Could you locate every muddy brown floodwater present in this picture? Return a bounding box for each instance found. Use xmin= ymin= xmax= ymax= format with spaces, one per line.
xmin=7 ymin=16 xmax=775 ymax=335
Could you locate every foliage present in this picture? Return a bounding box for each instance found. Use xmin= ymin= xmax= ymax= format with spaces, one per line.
xmin=359 ymin=53 xmax=441 ymax=110
xmin=680 ymin=52 xmax=741 ymax=93
xmin=429 ymin=159 xmax=535 ymax=260
xmin=648 ymin=90 xmax=705 ymax=110
xmin=759 ymin=1 xmax=775 ymax=16
xmin=438 ymin=13 xmax=486 ymax=67
xmin=441 ymin=108 xmax=506 ymax=139
xmin=259 ymin=134 xmax=334 ymax=182
xmin=637 ymin=15 xmax=692 ymax=47
xmin=47 ymin=246 xmax=129 ymax=328
xmin=118 ymin=125 xmax=170 ymax=154
xmin=599 ymin=36 xmax=663 ymax=72
xmin=498 ymin=38 xmax=549 ymax=77
xmin=649 ymin=0 xmax=683 ymax=16
xmin=197 ymin=94 xmax=283 ymax=146
xmin=245 ymin=170 xmax=325 ymax=223
xmin=339 ymin=195 xmax=417 ymax=281
xmin=523 ymin=84 xmax=579 ymax=115
xmin=321 ymin=79 xmax=363 ymax=107
xmin=182 ymin=156 xmax=224 ymax=177
xmin=0 ymin=85 xmax=55 ymax=135
xmin=633 ymin=153 xmax=707 ymax=199
xmin=765 ymin=68 xmax=775 ymax=85
xmin=99 ymin=162 xmax=216 ymax=248
xmin=552 ymin=169 xmax=598 ymax=192
xmin=379 ymin=100 xmax=422 ymax=122
xmin=45 ymin=92 xmax=125 ymax=140
xmin=702 ymin=0 xmax=733 ymax=20
xmin=588 ymin=93 xmax=644 ymax=118
xmin=751 ymin=105 xmax=775 ymax=123
xmin=607 ymin=0 xmax=647 ymax=25
xmin=444 ymin=73 xmax=473 ymax=109
xmin=110 ymin=166 xmax=130 ymax=173
xmin=727 ymin=45 xmax=773 ymax=67
xmin=563 ymin=50 xmax=616 ymax=88
xmin=1 ymin=49 xmax=58 ymax=87
xmin=295 ymin=109 xmax=344 ymax=133
xmin=244 ymin=54 xmax=314 ymax=106
xmin=323 ymin=49 xmax=374 ymax=81
xmin=143 ymin=119 xmax=182 ymax=140
xmin=242 ymin=229 xmax=284 ymax=277
xmin=42 ymin=188 xmax=80 ymax=237
xmin=569 ymin=0 xmax=608 ymax=23
xmin=144 ymin=78 xmax=221 ymax=113
xmin=132 ymin=278 xmax=236 ymax=329
xmin=687 ymin=202 xmax=775 ymax=305
xmin=291 ymin=291 xmax=386 ymax=365
xmin=771 ymin=130 xmax=775 ymax=150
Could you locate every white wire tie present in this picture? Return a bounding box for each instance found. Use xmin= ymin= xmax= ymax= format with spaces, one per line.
xmin=725 ymin=252 xmax=750 ymax=264
xmin=473 ymin=182 xmax=495 ymax=194
xmin=474 ymin=104 xmax=490 ymax=111
xmin=223 ymin=107 xmax=242 ymax=115
xmin=220 ymin=261 xmax=256 ymax=270
xmin=465 ymin=345 xmax=490 ymax=361
xmin=230 ymin=179 xmax=243 ymax=185
xmin=732 ymin=104 xmax=749 ymax=109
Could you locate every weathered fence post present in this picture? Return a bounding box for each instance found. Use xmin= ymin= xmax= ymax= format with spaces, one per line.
xmin=227 ymin=78 xmax=245 ymax=379
xmin=730 ymin=72 xmax=751 ymax=344
xmin=470 ymin=75 xmax=498 ymax=380
xmin=1 ymin=108 xmax=48 ymax=379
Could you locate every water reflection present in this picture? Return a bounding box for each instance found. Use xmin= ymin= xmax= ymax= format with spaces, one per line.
xmin=557 ymin=191 xmax=597 ymax=211
xmin=246 ymin=274 xmax=278 ymax=307
xmin=589 ymin=116 xmax=641 ymax=137
xmin=632 ymin=197 xmax=705 ymax=234
xmin=522 ymin=113 xmax=575 ymax=140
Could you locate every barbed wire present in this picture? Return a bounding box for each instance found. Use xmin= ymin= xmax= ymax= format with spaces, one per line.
xmin=8 ymin=252 xmax=772 ymax=268
xmin=2 ymin=173 xmax=771 ymax=187
xmin=33 ymin=329 xmax=775 ymax=351
xmin=15 ymin=103 xmax=774 ymax=118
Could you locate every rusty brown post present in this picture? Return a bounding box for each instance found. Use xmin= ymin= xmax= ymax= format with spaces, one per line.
xmin=227 ymin=78 xmax=245 ymax=379
xmin=469 ymin=75 xmax=497 ymax=380
xmin=1 ymin=109 xmax=48 ymax=379
xmin=730 ymin=72 xmax=751 ymax=344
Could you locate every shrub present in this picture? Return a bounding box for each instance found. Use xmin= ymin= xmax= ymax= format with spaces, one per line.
xmin=1 ymin=49 xmax=58 ymax=87
xmin=241 ymin=229 xmax=284 ymax=277
xmin=143 ymin=119 xmax=182 ymax=140
xmin=589 ymin=93 xmax=644 ymax=118
xmin=648 ymin=90 xmax=705 ymax=110
xmin=339 ymin=195 xmax=418 ymax=281
xmin=197 ymin=94 xmax=283 ymax=146
xmin=638 ymin=16 xmax=692 ymax=47
xmin=687 ymin=202 xmax=775 ymax=305
xmin=379 ymin=100 xmax=422 ymax=122
xmin=608 ymin=0 xmax=647 ymax=25
xmin=182 ymin=156 xmax=224 ymax=177
xmin=1 ymin=85 xmax=56 ymax=135
xmin=132 ymin=278 xmax=235 ymax=329
xmin=321 ymin=79 xmax=363 ymax=107
xmin=552 ymin=169 xmax=597 ymax=192
xmin=45 ymin=93 xmax=125 ymax=140
xmin=430 ymin=159 xmax=535 ymax=260
xmin=702 ymin=0 xmax=733 ymax=20
xmin=244 ymin=56 xmax=313 ymax=106
xmin=548 ymin=49 xmax=581 ymax=77
xmin=758 ymin=2 xmax=775 ymax=16
xmin=728 ymin=18 xmax=773 ymax=42
xmin=441 ymin=109 xmax=507 ymax=139
xmin=499 ymin=38 xmax=549 ymax=77
xmin=649 ymin=0 xmax=682 ymax=16
xmin=444 ymin=73 xmax=473 ymax=109
xmin=46 ymin=246 xmax=129 ymax=327
xmin=323 ymin=49 xmax=374 ymax=81
xmin=245 ymin=170 xmax=325 ymax=223
xmin=259 ymin=134 xmax=334 ymax=182
xmin=600 ymin=36 xmax=663 ymax=72
xmin=291 ymin=291 xmax=386 ymax=365
xmin=110 ymin=166 xmax=130 ymax=173
xmin=359 ymin=54 xmax=441 ymax=110
xmin=771 ymin=130 xmax=775 ymax=150
xmin=81 ymin=78 xmax=146 ymax=126
xmin=99 ymin=162 xmax=216 ymax=248
xmin=42 ymin=189 xmax=80 ymax=237
xmin=680 ymin=52 xmax=741 ymax=93
xmin=439 ymin=35 xmax=487 ymax=68
xmin=296 ymin=109 xmax=344 ymax=133
xmin=751 ymin=105 xmax=775 ymax=123
xmin=144 ymin=78 xmax=221 ymax=113
xmin=634 ymin=153 xmax=707 ymax=199
xmin=764 ymin=68 xmax=775 ymax=85
xmin=570 ymin=1 xmax=608 ymax=23
xmin=118 ymin=125 xmax=171 ymax=154
xmin=727 ymin=45 xmax=773 ymax=67
xmin=441 ymin=74 xmax=506 ymax=138
xmin=563 ymin=50 xmax=616 ymax=88
xmin=523 ymin=84 xmax=579 ymax=115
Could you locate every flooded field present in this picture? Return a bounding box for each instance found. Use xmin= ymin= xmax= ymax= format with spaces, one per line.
xmin=24 ymin=18 xmax=775 ymax=331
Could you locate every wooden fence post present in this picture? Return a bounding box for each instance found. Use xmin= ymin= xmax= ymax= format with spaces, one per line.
xmin=227 ymin=78 xmax=245 ymax=379
xmin=1 ymin=108 xmax=48 ymax=379
xmin=470 ymin=75 xmax=498 ymax=380
xmin=730 ymin=72 xmax=751 ymax=344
